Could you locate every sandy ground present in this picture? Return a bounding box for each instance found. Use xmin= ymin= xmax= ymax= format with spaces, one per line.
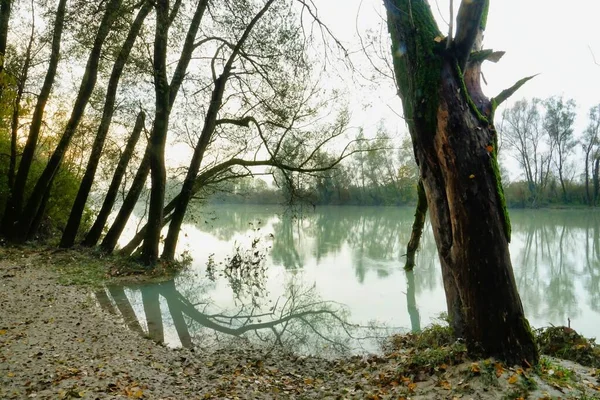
xmin=1 ymin=252 xmax=599 ymax=399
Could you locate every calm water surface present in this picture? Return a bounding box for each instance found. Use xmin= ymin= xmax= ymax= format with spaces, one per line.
xmin=97 ymin=206 xmax=600 ymax=356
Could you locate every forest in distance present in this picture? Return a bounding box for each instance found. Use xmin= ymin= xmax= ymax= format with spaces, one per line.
xmin=210 ymin=96 xmax=600 ymax=209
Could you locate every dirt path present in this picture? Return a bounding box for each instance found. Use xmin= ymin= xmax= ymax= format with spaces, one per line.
xmin=1 ymin=252 xmax=599 ymax=399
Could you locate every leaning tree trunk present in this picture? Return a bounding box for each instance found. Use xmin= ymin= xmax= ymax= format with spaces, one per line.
xmin=100 ymin=147 xmax=151 ymax=253
xmin=160 ymin=0 xmax=276 ymax=261
xmin=1 ymin=0 xmax=66 ymax=236
xmin=60 ymin=1 xmax=152 ymax=248
xmin=386 ymin=0 xmax=538 ymax=365
xmin=82 ymin=111 xmax=146 ymax=247
xmin=13 ymin=0 xmax=122 ymax=242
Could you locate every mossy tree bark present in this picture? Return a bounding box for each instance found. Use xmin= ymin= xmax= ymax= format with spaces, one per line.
xmin=386 ymin=0 xmax=538 ymax=365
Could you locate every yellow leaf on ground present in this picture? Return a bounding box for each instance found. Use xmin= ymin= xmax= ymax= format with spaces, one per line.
xmin=0 ymin=329 xmax=7 ymax=335
xmin=470 ymin=362 xmax=481 ymax=373
xmin=508 ymin=374 xmax=518 ymax=384
xmin=441 ymin=380 xmax=452 ymax=390
xmin=408 ymin=383 xmax=417 ymax=391
xmin=7 ymin=372 xmax=14 ymax=377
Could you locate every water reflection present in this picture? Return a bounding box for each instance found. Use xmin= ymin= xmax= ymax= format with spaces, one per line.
xmin=111 ymin=206 xmax=600 ymax=353
xmin=96 ymin=276 xmax=379 ymax=356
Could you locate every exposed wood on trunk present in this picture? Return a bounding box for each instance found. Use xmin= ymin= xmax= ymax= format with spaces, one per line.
xmin=386 ymin=0 xmax=538 ymax=364
xmin=404 ymin=179 xmax=427 ymax=271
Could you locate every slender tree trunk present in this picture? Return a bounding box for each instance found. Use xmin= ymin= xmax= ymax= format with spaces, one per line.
xmin=60 ymin=1 xmax=152 ymax=248
xmin=404 ymin=179 xmax=427 ymax=271
xmin=405 ymin=270 xmax=421 ymax=332
xmin=100 ymin=147 xmax=151 ymax=253
xmin=7 ymin=17 xmax=34 ymax=191
xmin=161 ymin=0 xmax=276 ymax=261
xmin=13 ymin=0 xmax=122 ymax=242
xmin=0 ymin=0 xmax=12 ymax=99
xmin=108 ymin=286 xmax=144 ymax=334
xmin=386 ymin=0 xmax=538 ymax=364
xmin=1 ymin=0 xmax=66 ymax=236
xmin=141 ymin=0 xmax=170 ymax=266
xmin=585 ymin=151 xmax=591 ymax=205
xmin=82 ymin=111 xmax=146 ymax=247
xmin=94 ymin=0 xmax=208 ymax=253
xmin=593 ymin=158 xmax=600 ymax=206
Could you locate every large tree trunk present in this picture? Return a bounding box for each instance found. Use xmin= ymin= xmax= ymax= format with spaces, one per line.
xmin=12 ymin=0 xmax=122 ymax=242
xmin=141 ymin=0 xmax=170 ymax=265
xmin=386 ymin=0 xmax=538 ymax=365
xmin=1 ymin=0 xmax=67 ymax=236
xmin=60 ymin=1 xmax=152 ymax=248
xmin=82 ymin=111 xmax=146 ymax=247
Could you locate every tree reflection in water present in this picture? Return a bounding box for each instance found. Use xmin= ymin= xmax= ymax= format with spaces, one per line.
xmin=96 ymin=276 xmax=381 ymax=357
xmin=108 ymin=206 xmax=600 ymax=348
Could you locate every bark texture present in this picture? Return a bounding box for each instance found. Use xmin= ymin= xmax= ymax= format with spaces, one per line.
xmin=386 ymin=0 xmax=538 ymax=365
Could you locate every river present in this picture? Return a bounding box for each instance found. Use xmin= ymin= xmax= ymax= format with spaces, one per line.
xmin=97 ymin=205 xmax=600 ymax=356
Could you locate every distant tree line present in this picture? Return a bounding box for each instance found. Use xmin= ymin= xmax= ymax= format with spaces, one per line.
xmin=212 ymin=98 xmax=600 ymax=209
xmin=500 ymin=98 xmax=600 ymax=208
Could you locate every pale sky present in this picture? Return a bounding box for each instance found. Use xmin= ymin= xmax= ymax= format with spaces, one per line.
xmin=314 ymin=0 xmax=600 ymax=177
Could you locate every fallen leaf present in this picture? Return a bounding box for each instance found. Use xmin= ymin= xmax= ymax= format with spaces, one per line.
xmin=470 ymin=362 xmax=481 ymax=374
xmin=469 ymin=174 xmax=475 ymax=179
xmin=508 ymin=374 xmax=518 ymax=384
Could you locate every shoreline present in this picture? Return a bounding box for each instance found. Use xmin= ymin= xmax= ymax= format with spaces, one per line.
xmin=1 ymin=250 xmax=599 ymax=399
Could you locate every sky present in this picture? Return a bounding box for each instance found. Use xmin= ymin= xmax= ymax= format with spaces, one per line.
xmin=313 ymin=0 xmax=600 ymax=177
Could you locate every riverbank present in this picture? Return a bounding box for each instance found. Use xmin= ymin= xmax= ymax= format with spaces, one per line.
xmin=1 ymin=248 xmax=599 ymax=399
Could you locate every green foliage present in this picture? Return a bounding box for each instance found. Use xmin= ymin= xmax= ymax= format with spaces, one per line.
xmin=0 ymin=133 xmax=88 ymax=241
xmin=535 ymin=327 xmax=600 ymax=368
